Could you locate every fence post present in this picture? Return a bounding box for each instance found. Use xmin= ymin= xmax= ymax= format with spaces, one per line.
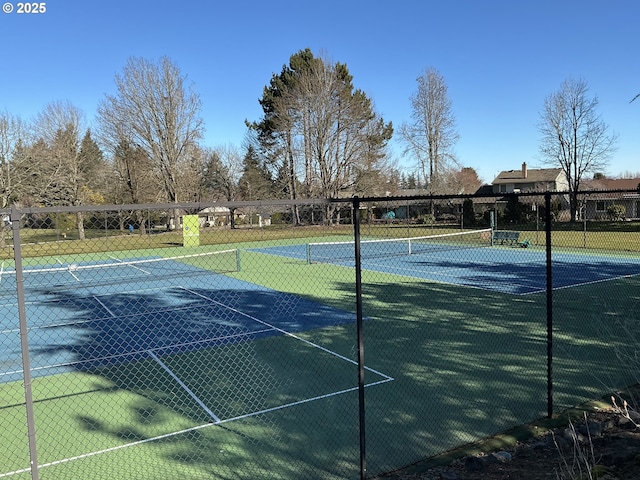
xmin=12 ymin=205 xmax=40 ymax=480
xmin=545 ymin=193 xmax=554 ymax=418
xmin=353 ymin=197 xmax=367 ymax=479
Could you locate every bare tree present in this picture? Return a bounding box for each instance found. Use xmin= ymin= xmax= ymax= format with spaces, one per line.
xmin=448 ymin=166 xmax=483 ymax=195
xmin=97 ymin=56 xmax=204 ymax=228
xmin=0 ymin=111 xmax=29 ymax=209
xmin=205 ymin=144 xmax=243 ymax=201
xmin=252 ymin=49 xmax=392 ymax=224
xmin=274 ymin=54 xmax=392 ymax=223
xmin=0 ymin=111 xmax=31 ymax=247
xmin=33 ymin=100 xmax=84 ymax=142
xmin=32 ymin=101 xmax=101 ymax=239
xmin=400 ymin=67 xmax=459 ymax=196
xmin=32 ymin=101 xmax=85 ymax=203
xmin=539 ymin=78 xmax=617 ymax=222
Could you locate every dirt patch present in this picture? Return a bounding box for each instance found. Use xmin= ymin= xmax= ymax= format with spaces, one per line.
xmin=377 ymin=399 xmax=640 ymax=480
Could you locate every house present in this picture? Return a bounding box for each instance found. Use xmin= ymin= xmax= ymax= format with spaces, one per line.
xmin=491 ymin=163 xmax=568 ymax=194
xmin=199 ymin=206 xmax=232 ymax=227
xmin=582 ymin=178 xmax=640 ymax=220
xmin=162 ymin=207 xmax=232 ymax=229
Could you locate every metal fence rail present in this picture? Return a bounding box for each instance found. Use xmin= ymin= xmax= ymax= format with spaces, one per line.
xmin=1 ymin=191 xmax=639 ymax=479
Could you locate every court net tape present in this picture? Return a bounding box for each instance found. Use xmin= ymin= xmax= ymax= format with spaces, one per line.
xmin=0 ymin=249 xmax=241 ymax=292
xmin=306 ymin=229 xmax=492 ymax=263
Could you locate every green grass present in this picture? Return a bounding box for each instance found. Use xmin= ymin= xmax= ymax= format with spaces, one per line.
xmin=2 ymin=220 xmax=637 ymax=262
xmin=0 ymin=224 xmax=356 ymax=260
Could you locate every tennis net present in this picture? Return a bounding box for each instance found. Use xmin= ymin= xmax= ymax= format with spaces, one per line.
xmin=306 ymin=229 xmax=492 ymax=264
xmin=0 ymin=249 xmax=241 ymax=293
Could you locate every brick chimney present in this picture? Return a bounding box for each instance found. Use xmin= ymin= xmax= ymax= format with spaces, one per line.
xmin=522 ymin=162 xmax=528 ymax=179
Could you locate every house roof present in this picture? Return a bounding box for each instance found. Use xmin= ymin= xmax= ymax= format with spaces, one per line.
xmin=474 ymin=185 xmax=495 ymax=195
xmin=200 ymin=206 xmax=231 ymax=214
xmin=492 ymin=167 xmax=563 ymax=185
xmin=588 ymin=178 xmax=640 ymax=191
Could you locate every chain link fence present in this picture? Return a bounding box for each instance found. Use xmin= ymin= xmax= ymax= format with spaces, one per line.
xmin=1 ymin=191 xmax=639 ymax=479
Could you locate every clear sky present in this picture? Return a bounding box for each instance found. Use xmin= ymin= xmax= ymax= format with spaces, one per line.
xmin=1 ymin=0 xmax=638 ymax=184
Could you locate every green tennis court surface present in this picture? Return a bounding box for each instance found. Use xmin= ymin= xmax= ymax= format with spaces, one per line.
xmin=2 ymin=242 xmax=639 ymax=479
xmin=251 ymin=236 xmax=640 ymax=294
xmin=0 ymin=250 xmax=393 ymax=478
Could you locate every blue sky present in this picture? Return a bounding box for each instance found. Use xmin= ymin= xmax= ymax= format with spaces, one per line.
xmin=1 ymin=0 xmax=638 ymax=184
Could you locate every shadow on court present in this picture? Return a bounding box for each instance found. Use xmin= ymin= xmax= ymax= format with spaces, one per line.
xmin=407 ymin=256 xmax=640 ymax=294
xmin=6 ymin=270 xmax=639 ymax=479
xmin=26 ymin=285 xmax=358 ymax=372
xmin=9 ymin=282 xmax=364 ymax=479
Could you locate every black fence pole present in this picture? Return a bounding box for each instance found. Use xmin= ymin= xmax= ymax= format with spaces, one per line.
xmin=353 ymin=197 xmax=367 ymax=479
xmin=545 ymin=192 xmax=553 ymax=418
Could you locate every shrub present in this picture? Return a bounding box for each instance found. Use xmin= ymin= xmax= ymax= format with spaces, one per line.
xmin=271 ymin=212 xmax=284 ymax=224
xmin=417 ymin=214 xmax=435 ymax=225
xmin=462 ymin=199 xmax=475 ymax=227
xmin=606 ymin=204 xmax=626 ymax=221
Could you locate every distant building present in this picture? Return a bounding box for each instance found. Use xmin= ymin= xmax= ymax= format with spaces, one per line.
xmin=199 ymin=206 xmax=232 ymax=227
xmin=491 ymin=163 xmax=568 ymax=193
xmin=582 ymin=177 xmax=640 ymax=220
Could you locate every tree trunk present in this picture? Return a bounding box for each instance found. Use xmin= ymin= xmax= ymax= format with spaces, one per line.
xmin=569 ymin=191 xmax=578 ymax=223
xmin=76 ymin=211 xmax=86 ymax=240
xmin=135 ymin=210 xmax=146 ymax=235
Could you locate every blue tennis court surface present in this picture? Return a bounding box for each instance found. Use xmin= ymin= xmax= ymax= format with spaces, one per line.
xmin=0 ymin=258 xmax=357 ymax=383
xmin=250 ymin=243 xmax=640 ymax=295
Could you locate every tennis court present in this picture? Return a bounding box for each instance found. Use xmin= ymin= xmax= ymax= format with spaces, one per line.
xmin=250 ymin=229 xmax=640 ymax=294
xmin=3 ymin=199 xmax=640 ymax=479
xmin=0 ymin=251 xmax=363 ymax=377
xmin=0 ymin=249 xmax=392 ymax=478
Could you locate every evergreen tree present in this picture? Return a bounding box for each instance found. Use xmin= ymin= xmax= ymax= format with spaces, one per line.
xmin=462 ymin=198 xmax=476 ymax=227
xmin=78 ymin=129 xmax=107 ymax=202
xmin=407 ymin=173 xmax=418 ymax=189
xmin=251 ymin=48 xmax=393 ymax=224
xmin=203 ymin=150 xmax=235 ymax=201
xmin=237 ymin=146 xmax=273 ymax=200
xmin=504 ymin=195 xmax=527 ymax=224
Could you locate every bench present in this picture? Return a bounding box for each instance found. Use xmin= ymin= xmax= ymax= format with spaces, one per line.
xmin=493 ymin=230 xmax=522 ymax=246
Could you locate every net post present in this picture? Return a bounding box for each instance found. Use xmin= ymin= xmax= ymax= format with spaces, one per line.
xmin=490 ymin=210 xmax=495 ymax=246
xmin=236 ymin=248 xmax=241 ymax=272
xmin=306 ymin=243 xmax=311 ymax=265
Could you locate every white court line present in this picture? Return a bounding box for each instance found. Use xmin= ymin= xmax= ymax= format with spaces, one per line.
xmin=0 ymin=375 xmax=393 ymax=479
xmin=181 ymin=286 xmax=394 ymax=381
xmin=520 ymin=271 xmax=640 ymax=296
xmin=1 ymin=301 xmax=197 ymax=334
xmin=146 ymin=350 xmax=221 ymax=423
xmin=91 ymin=295 xmax=117 ymax=317
xmin=1 ymin=327 xmax=275 ymax=378
xmin=0 ymin=287 xmax=396 ymax=478
xmin=107 ymin=255 xmax=152 ymax=275
xmin=362 ymin=256 xmax=548 ymax=296
xmin=91 ymin=292 xmax=222 ymax=424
